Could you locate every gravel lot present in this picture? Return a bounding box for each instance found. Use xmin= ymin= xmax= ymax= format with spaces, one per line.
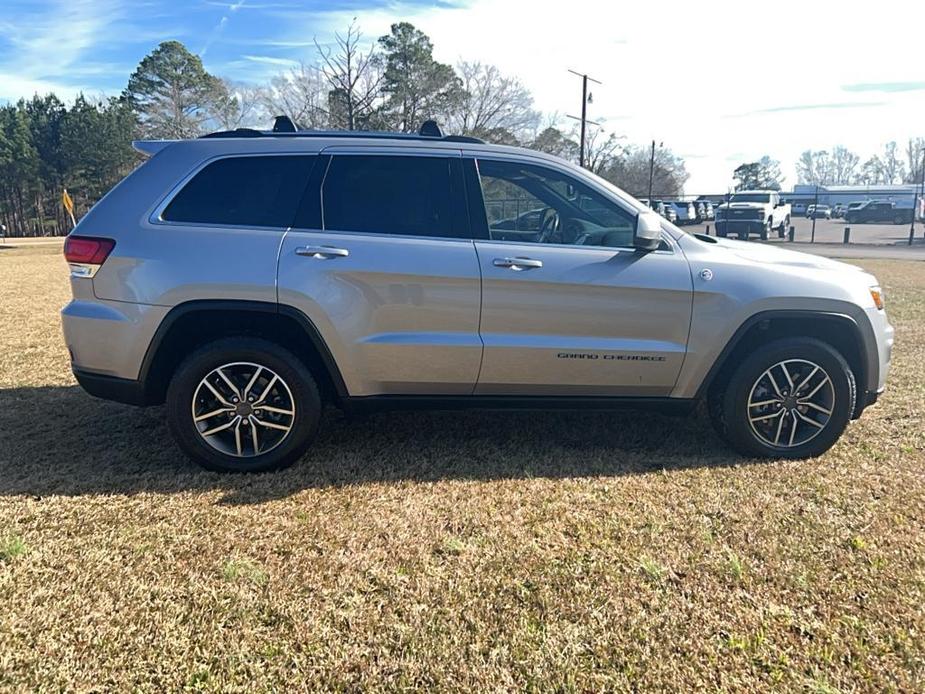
xmin=689 ymin=216 xmax=925 ymax=248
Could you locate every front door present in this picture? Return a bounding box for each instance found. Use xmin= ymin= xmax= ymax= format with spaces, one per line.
xmin=277 ymin=152 xmax=482 ymax=397
xmin=468 ymin=157 xmax=693 ymax=397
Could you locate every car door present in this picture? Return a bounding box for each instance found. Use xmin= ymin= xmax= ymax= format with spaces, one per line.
xmin=467 ymin=156 xmax=694 ymax=397
xmin=277 ymin=150 xmax=483 ymax=397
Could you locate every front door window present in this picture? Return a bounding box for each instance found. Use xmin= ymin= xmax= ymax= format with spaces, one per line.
xmin=475 ymin=159 xmax=638 ymax=249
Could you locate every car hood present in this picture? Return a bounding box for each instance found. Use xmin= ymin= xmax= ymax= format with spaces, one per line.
xmin=706 ymin=237 xmax=870 ymax=275
xmin=717 ymin=202 xmax=768 ymax=210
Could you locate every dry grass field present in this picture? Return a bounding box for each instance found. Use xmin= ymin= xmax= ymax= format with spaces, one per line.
xmin=1 ymin=241 xmax=923 ymax=692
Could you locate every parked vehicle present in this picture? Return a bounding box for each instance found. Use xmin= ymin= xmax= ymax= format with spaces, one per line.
xmin=832 ymin=203 xmax=845 ymax=218
xmin=692 ymin=201 xmax=706 ymax=223
xmin=700 ymin=201 xmax=715 ymax=220
xmin=842 ymin=201 xmax=865 ymax=218
xmin=791 ymin=202 xmax=807 ymax=216
xmin=845 ymin=200 xmax=913 ymax=225
xmin=715 ymin=190 xmax=792 ymax=240
xmin=660 ymin=202 xmax=678 ymax=223
xmin=61 ymin=121 xmax=893 ymax=472
xmin=639 ymin=198 xmax=667 ymax=217
xmin=807 ymin=204 xmax=832 ymax=220
xmin=666 ymin=201 xmax=697 ymax=225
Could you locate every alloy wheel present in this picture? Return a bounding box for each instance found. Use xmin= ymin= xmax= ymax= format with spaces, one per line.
xmin=191 ymin=361 xmax=296 ymax=458
xmin=747 ymin=359 xmax=834 ymax=449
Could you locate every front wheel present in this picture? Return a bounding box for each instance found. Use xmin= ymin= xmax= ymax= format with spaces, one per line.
xmin=760 ymin=219 xmax=771 ymax=241
xmin=709 ymin=338 xmax=856 ymax=459
xmin=166 ymin=337 xmax=322 ymax=472
xmin=778 ymin=216 xmax=789 ymax=238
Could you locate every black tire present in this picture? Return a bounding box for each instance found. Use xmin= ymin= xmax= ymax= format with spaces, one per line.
xmin=166 ymin=337 xmax=322 ymax=472
xmin=709 ymin=338 xmax=856 ymax=459
xmin=760 ymin=219 xmax=770 ymax=241
xmin=777 ymin=216 xmax=788 ymax=238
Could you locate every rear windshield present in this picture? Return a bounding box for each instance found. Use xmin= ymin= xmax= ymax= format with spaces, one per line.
xmin=162 ymin=155 xmax=317 ymax=227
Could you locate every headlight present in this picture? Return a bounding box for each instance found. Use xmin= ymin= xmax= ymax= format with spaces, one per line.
xmin=869 ymin=286 xmax=884 ymax=310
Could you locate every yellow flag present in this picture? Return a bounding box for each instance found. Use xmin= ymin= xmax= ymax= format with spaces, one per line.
xmin=63 ymin=188 xmax=78 ymax=228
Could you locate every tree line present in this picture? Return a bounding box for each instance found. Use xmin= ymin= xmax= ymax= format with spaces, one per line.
xmin=796 ymin=140 xmax=925 ymax=187
xmin=0 ymin=21 xmax=689 ymax=237
xmin=728 ymin=138 xmax=925 ymax=194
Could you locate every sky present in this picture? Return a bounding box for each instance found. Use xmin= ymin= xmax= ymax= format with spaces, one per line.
xmin=1 ymin=0 xmax=924 ymax=192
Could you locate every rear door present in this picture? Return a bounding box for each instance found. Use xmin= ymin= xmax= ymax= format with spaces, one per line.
xmin=277 ymin=149 xmax=483 ymax=397
xmin=468 ymin=156 xmax=693 ymax=397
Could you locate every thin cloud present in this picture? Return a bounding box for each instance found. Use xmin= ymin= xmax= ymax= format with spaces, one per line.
xmin=730 ymin=101 xmax=887 ymax=117
xmin=842 ymin=81 xmax=925 ymax=93
xmin=242 ymin=54 xmax=299 ymax=67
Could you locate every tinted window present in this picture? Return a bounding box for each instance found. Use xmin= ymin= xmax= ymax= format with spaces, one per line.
xmin=162 ymin=156 xmax=317 ymax=227
xmin=322 ymin=155 xmax=460 ymax=238
xmin=476 ymin=159 xmax=636 ymax=248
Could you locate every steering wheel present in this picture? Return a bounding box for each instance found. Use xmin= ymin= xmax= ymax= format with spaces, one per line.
xmin=536 ymin=208 xmax=561 ymax=244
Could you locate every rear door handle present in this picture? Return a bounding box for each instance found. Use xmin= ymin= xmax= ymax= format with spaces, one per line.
xmin=493 ymin=256 xmax=543 ymax=270
xmin=295 ymin=246 xmax=349 ymax=259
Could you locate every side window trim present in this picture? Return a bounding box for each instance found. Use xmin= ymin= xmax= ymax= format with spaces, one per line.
xmin=149 ymin=152 xmax=319 ymax=231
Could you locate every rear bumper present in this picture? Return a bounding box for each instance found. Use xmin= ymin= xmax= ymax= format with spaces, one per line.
xmin=73 ymin=368 xmax=151 ymax=406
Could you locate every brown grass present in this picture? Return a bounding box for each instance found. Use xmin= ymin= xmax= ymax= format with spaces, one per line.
xmin=0 ymin=242 xmax=923 ymax=691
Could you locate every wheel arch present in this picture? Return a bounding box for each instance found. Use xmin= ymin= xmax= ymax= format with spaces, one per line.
xmin=698 ymin=310 xmax=871 ymax=416
xmin=139 ymin=300 xmax=348 ymax=406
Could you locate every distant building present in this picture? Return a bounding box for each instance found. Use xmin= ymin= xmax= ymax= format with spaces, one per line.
xmin=783 ymin=183 xmax=921 ymax=210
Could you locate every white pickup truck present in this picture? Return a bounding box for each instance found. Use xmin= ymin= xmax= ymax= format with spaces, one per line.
xmin=715 ymin=190 xmax=791 ymax=241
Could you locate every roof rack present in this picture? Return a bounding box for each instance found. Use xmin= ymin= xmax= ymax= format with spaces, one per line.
xmin=199 ymin=116 xmax=485 ymax=145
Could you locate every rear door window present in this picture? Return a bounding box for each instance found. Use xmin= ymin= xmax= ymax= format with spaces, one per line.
xmin=161 ymin=155 xmax=317 ymax=228
xmin=321 ymin=154 xmax=464 ymax=238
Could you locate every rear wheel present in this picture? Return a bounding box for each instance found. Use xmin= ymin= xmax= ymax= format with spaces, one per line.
xmin=760 ymin=219 xmax=771 ymax=241
xmin=166 ymin=337 xmax=322 ymax=472
xmin=709 ymin=338 xmax=855 ymax=459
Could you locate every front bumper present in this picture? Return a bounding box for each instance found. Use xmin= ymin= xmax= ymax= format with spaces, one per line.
xmin=715 ymin=220 xmax=767 ymax=234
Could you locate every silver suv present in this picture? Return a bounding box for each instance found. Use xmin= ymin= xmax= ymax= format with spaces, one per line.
xmin=61 ymin=124 xmax=893 ymax=472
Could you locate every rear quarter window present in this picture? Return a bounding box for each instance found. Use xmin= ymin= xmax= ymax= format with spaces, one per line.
xmin=161 ymin=155 xmax=317 ymax=228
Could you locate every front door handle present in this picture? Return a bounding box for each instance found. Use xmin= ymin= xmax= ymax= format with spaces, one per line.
xmin=295 ymin=246 xmax=349 ymax=259
xmin=493 ymin=256 xmax=543 ymax=270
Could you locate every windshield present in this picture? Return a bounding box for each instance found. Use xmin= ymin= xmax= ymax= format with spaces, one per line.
xmin=730 ymin=193 xmax=771 ymax=203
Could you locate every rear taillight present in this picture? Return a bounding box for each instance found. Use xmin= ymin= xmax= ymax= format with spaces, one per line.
xmin=64 ymin=236 xmax=115 ymax=278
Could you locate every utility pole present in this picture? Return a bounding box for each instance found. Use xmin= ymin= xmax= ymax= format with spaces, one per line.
xmin=910 ymin=146 xmax=925 ymax=245
xmin=567 ymin=69 xmax=601 ymax=169
xmin=647 ymin=140 xmax=662 ymax=201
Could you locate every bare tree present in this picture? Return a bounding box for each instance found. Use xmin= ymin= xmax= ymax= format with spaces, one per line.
xmin=905 ymin=137 xmax=925 ymax=184
xmin=602 ymin=145 xmax=689 ymax=198
xmin=260 ymin=63 xmax=329 ymax=129
xmin=215 ymin=79 xmax=267 ymax=130
xmin=858 ymin=156 xmax=883 ymax=185
xmin=314 ymin=21 xmax=382 ymax=130
xmin=829 ymin=146 xmax=860 ymax=185
xmin=448 ymin=61 xmax=539 ymax=143
xmin=581 ymin=126 xmax=624 ymax=175
xmin=880 ymin=141 xmax=906 ymax=184
xmin=796 ymin=150 xmax=830 ymax=185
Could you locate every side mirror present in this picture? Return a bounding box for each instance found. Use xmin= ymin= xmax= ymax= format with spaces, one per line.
xmin=634 ymin=211 xmax=662 ymax=252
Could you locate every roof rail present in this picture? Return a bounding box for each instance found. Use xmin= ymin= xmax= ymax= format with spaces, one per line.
xmin=198 ymin=119 xmax=486 ymax=145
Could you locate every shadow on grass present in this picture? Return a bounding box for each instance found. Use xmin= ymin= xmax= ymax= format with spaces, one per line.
xmin=0 ymin=385 xmax=749 ymax=504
